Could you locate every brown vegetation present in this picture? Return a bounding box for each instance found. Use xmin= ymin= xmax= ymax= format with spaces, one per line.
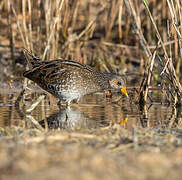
xmin=0 ymin=0 xmax=182 ymax=104
xmin=1 ymin=1 xmax=182 ymax=179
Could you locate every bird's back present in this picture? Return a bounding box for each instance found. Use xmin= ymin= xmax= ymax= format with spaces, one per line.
xmin=23 ymin=49 xmax=110 ymax=102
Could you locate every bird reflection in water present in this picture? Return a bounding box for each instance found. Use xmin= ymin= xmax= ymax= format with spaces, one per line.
xmin=39 ymin=106 xmax=111 ymax=130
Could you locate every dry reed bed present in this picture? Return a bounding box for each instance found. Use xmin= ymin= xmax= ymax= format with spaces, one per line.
xmin=0 ymin=0 xmax=182 ymax=104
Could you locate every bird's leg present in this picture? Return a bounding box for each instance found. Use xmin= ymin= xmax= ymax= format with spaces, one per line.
xmin=105 ymin=90 xmax=112 ymax=103
xmin=66 ymin=101 xmax=71 ymax=108
xmin=57 ymin=99 xmax=62 ymax=108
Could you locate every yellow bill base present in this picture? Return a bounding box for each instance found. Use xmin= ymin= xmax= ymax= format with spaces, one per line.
xmin=121 ymin=87 xmax=128 ymax=97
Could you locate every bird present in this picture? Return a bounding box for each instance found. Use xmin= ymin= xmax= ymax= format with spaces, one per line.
xmin=23 ymin=49 xmax=128 ymax=106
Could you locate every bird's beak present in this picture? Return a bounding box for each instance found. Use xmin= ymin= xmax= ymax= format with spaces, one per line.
xmin=121 ymin=87 xmax=128 ymax=97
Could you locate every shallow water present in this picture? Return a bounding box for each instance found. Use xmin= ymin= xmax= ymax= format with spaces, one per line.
xmin=0 ymin=86 xmax=181 ymax=130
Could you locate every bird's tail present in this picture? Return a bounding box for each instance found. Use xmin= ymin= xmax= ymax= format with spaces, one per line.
xmin=22 ymin=48 xmax=41 ymax=68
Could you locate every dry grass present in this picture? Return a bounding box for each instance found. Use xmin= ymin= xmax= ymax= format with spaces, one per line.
xmin=1 ymin=1 xmax=182 ymax=179
xmin=1 ymin=0 xmax=182 ymax=103
xmin=0 ymin=1 xmax=182 ymax=179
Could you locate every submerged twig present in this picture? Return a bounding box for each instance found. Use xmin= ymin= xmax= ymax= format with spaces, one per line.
xmin=26 ymin=115 xmax=44 ymax=131
xmin=26 ymin=95 xmax=46 ymax=113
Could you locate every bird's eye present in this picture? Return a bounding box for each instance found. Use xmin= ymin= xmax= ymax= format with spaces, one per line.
xmin=117 ymin=81 xmax=122 ymax=86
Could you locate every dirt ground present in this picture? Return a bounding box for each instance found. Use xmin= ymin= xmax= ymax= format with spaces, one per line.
xmin=0 ymin=125 xmax=182 ymax=180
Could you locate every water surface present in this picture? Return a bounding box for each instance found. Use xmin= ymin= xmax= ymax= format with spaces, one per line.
xmin=0 ymin=86 xmax=181 ymax=130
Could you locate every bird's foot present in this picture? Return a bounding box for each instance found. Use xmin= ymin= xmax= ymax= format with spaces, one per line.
xmin=66 ymin=101 xmax=71 ymax=108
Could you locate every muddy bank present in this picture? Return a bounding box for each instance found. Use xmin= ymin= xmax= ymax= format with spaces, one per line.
xmin=0 ymin=125 xmax=182 ymax=180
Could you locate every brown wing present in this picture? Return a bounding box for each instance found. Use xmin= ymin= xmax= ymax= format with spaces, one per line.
xmin=23 ymin=60 xmax=96 ymax=84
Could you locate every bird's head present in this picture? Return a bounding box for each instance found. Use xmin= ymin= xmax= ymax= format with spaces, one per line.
xmin=108 ymin=75 xmax=128 ymax=97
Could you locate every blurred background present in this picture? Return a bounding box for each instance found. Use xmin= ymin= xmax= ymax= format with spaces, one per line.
xmin=0 ymin=0 xmax=181 ymax=86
